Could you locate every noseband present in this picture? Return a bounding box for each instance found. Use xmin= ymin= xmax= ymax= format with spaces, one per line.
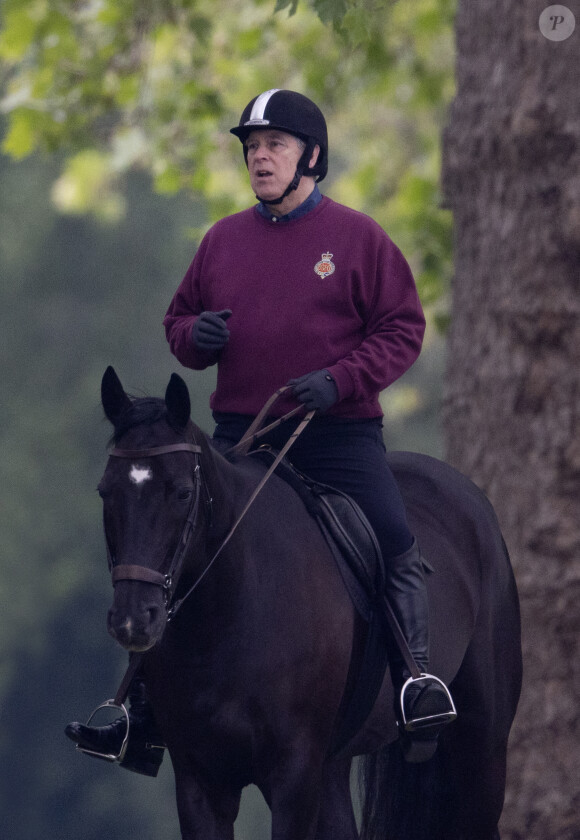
xmin=106 ymin=442 xmax=204 ymax=611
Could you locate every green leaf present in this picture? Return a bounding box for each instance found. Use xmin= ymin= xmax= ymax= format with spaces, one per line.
xmin=0 ymin=0 xmax=455 ymax=311
xmin=154 ymin=162 xmax=183 ymax=194
xmin=313 ymin=0 xmax=348 ymax=26
xmin=275 ymin=0 xmax=300 ymax=14
xmin=1 ymin=110 xmax=38 ymax=158
xmin=0 ymin=6 xmax=39 ymax=61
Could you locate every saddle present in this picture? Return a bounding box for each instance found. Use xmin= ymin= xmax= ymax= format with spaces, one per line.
xmin=253 ymin=451 xmax=383 ymax=614
xmin=250 ymin=448 xmax=390 ymax=755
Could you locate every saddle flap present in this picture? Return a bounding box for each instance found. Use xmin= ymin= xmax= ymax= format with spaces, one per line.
xmin=313 ymin=488 xmax=384 ymax=595
xmin=250 ymin=447 xmax=383 ymax=618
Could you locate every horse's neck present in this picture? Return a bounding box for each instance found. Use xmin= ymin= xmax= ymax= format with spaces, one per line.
xmin=198 ymin=434 xmax=252 ymax=521
xmin=188 ymin=436 xmax=258 ymax=584
xmin=171 ymin=452 xmax=260 ymax=657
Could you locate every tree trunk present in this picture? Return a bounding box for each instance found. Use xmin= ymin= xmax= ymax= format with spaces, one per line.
xmin=441 ymin=1 xmax=580 ymax=837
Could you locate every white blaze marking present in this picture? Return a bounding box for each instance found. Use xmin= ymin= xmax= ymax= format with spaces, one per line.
xmin=129 ymin=464 xmax=152 ymax=485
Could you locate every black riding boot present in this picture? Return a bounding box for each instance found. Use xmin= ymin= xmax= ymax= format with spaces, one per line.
xmin=65 ymin=675 xmax=165 ymax=777
xmin=384 ymin=538 xmax=456 ymax=763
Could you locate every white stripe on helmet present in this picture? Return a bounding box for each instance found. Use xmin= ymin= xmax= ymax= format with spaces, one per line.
xmin=245 ymin=88 xmax=281 ymax=126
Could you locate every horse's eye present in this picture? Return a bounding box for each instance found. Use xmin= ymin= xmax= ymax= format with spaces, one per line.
xmin=177 ymin=488 xmax=193 ymax=502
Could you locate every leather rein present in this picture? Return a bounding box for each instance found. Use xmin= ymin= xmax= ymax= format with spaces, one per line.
xmin=105 ymin=388 xmax=313 ymax=706
xmin=106 ymin=387 xmax=314 ymax=624
xmin=103 ymin=386 xmax=423 ymax=709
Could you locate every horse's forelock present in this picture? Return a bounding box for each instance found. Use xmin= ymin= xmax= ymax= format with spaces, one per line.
xmin=108 ymin=396 xmax=170 ymax=445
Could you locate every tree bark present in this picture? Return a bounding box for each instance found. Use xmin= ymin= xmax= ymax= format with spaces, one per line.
xmin=441 ymin=1 xmax=580 ymax=837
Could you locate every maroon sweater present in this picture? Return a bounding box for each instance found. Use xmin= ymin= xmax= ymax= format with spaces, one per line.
xmin=164 ymin=196 xmax=425 ymax=418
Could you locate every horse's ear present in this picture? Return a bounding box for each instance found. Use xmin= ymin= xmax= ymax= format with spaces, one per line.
xmin=165 ymin=373 xmax=191 ymax=430
xmin=101 ymin=366 xmax=132 ymax=427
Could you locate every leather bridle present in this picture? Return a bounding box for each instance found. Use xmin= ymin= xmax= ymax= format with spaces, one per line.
xmin=105 ymin=388 xmax=314 ymax=627
xmin=105 ymin=442 xmax=204 ymax=610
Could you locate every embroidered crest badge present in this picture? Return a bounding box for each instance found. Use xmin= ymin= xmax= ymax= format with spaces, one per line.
xmin=314 ymin=252 xmax=335 ymax=279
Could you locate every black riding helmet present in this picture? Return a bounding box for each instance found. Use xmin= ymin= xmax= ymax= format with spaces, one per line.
xmin=230 ymin=89 xmax=328 ymax=204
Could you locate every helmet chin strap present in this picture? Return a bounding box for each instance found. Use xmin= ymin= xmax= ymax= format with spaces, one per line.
xmin=254 ymin=139 xmax=316 ymax=207
xmin=255 ymin=169 xmax=301 ymax=206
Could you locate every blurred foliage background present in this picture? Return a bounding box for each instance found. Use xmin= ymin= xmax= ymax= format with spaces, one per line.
xmin=0 ymin=0 xmax=454 ymax=836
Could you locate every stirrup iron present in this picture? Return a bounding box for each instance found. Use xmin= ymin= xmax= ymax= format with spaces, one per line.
xmin=400 ymin=674 xmax=457 ymax=733
xmin=76 ymin=699 xmax=130 ymax=763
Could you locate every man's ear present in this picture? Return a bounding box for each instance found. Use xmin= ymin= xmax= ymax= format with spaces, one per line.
xmin=309 ymin=144 xmax=320 ymax=169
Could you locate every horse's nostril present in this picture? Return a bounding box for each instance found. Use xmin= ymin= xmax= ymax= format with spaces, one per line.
xmin=147 ymin=606 xmax=164 ymax=627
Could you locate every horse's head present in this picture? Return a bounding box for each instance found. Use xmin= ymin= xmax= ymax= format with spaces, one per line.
xmin=99 ymin=366 xmax=204 ymax=652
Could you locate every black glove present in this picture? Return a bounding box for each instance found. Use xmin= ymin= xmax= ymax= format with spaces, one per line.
xmin=191 ymin=309 xmax=232 ymax=351
xmin=288 ymin=369 xmax=338 ymax=412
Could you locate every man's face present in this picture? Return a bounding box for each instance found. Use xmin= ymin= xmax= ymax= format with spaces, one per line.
xmin=245 ymin=129 xmax=305 ymax=202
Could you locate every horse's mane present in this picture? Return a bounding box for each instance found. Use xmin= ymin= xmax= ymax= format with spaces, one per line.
xmin=109 ymin=396 xmax=177 ymax=445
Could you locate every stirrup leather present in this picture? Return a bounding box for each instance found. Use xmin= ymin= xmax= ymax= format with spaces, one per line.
xmin=400 ymin=674 xmax=457 ymax=733
xmin=76 ymin=699 xmax=130 ymax=762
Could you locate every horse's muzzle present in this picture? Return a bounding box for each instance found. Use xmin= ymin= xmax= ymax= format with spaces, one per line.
xmin=107 ymin=584 xmax=167 ymax=651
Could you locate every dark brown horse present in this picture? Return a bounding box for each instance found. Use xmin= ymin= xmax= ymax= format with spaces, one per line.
xmin=98 ymin=366 xmax=521 ymax=840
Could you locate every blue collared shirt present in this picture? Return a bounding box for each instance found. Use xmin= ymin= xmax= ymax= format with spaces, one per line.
xmin=256 ymin=184 xmax=322 ymax=224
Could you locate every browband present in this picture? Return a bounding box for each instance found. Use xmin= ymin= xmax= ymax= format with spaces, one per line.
xmin=110 ymin=443 xmax=202 ymax=458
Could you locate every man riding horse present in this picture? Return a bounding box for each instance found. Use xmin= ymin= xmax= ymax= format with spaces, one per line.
xmin=66 ymin=89 xmax=455 ymax=772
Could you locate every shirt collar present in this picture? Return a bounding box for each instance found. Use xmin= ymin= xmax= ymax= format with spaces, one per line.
xmin=257 ymin=184 xmax=322 ymax=224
